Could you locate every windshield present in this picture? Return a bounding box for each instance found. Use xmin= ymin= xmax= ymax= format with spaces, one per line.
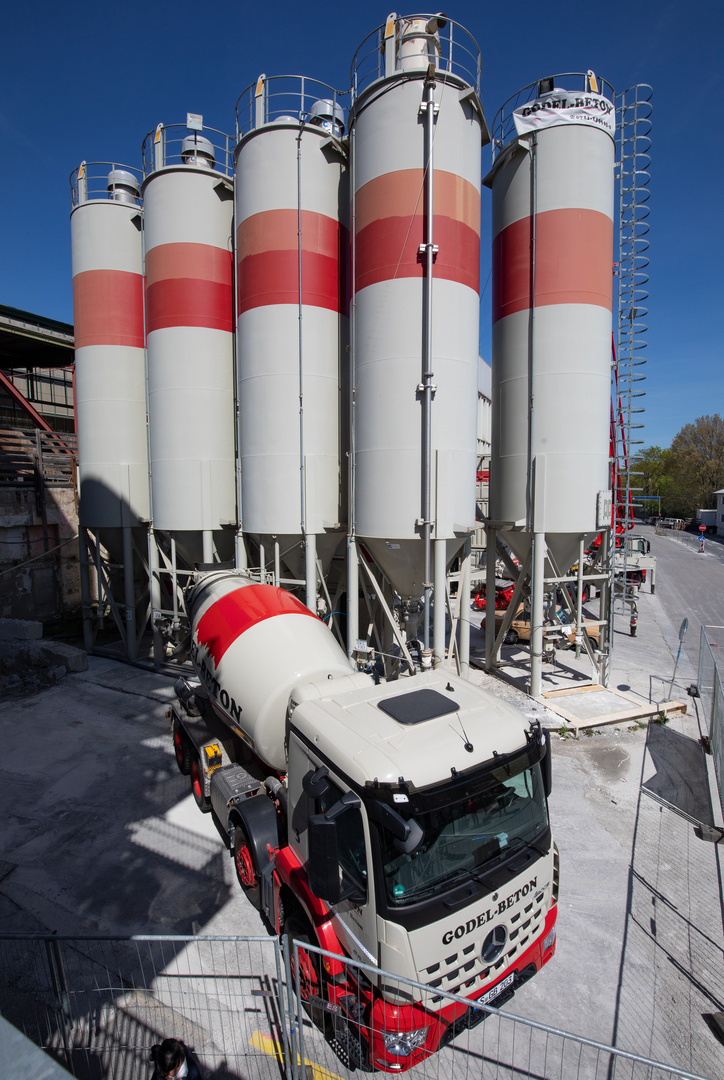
xmin=377 ymin=761 xmax=548 ymax=906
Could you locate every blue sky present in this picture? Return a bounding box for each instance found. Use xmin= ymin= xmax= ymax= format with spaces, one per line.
xmin=1 ymin=1 xmax=721 ymax=450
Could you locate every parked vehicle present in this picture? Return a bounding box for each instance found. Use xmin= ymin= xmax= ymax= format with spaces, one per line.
xmin=170 ymin=571 xmax=558 ymax=1072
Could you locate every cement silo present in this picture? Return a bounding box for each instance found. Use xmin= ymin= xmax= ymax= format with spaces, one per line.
xmin=488 ymin=75 xmax=615 ymax=573
xmin=349 ymin=14 xmax=487 ymax=655
xmin=70 ymin=161 xmax=150 ymax=657
xmin=486 ymin=73 xmax=615 ymax=694
xmin=234 ymin=77 xmax=348 ymax=611
xmin=141 ymin=120 xmax=237 ymax=570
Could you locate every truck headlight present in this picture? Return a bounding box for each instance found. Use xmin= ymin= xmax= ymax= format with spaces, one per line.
xmin=381 ymin=1027 xmax=429 ymax=1056
xmin=542 ymin=927 xmax=556 ymax=951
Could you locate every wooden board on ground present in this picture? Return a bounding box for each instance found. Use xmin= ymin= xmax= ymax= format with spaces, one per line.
xmin=540 ymin=683 xmax=687 ymax=735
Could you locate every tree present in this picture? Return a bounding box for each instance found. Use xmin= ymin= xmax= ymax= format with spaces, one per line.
xmin=632 ymin=446 xmax=673 ymax=497
xmin=669 ymin=414 xmax=724 ymax=515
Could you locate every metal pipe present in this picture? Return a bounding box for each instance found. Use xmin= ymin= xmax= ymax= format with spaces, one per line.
xmin=348 ymin=119 xmax=358 ymax=662
xmin=459 ymin=535 xmax=471 ymax=677
xmin=433 ymin=538 xmax=447 ymax=667
xmin=202 ymin=530 xmax=213 ymax=564
xmin=274 ymin=539 xmax=281 ymax=587
xmin=122 ymin=526 xmax=137 ymax=662
xmin=258 ymin=540 xmax=265 ymax=583
xmin=527 ymin=133 xmax=538 ymax=534
xmin=421 ymin=71 xmax=437 ymax=649
xmin=530 ymin=531 xmax=545 ymax=699
xmin=296 ymin=121 xmax=307 ymax=546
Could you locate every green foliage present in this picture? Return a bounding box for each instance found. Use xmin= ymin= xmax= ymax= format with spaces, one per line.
xmin=633 ymin=415 xmax=724 ymax=517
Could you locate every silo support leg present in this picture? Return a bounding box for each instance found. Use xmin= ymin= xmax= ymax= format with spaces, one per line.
xmin=305 ymin=533 xmax=317 ymax=613
xmin=530 ymin=532 xmax=546 ymax=700
xmin=122 ymin=526 xmax=137 ymax=662
xmin=347 ymin=537 xmax=359 ymax=663
xmin=459 ymin=536 xmax=472 ymax=678
xmin=433 ymin=539 xmax=447 ymax=668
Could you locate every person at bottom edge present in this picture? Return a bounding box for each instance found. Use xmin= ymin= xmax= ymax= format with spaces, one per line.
xmin=149 ymin=1037 xmax=203 ymax=1080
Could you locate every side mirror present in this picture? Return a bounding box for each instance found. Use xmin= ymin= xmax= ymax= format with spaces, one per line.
xmin=308 ymin=815 xmax=341 ymax=902
xmin=307 ymin=790 xmax=362 ymax=903
xmin=541 ymin=728 xmax=552 ymax=799
xmin=302 ymin=766 xmax=329 ymax=799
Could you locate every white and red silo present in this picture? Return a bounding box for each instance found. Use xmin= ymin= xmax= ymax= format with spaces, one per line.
xmin=70 ymin=162 xmax=150 ymax=656
xmin=486 ymin=74 xmax=616 ymax=692
xmin=141 ymin=122 xmax=237 ymax=568
xmin=349 ymin=14 xmax=487 ymax=654
xmin=234 ymin=77 xmax=348 ymax=609
xmin=487 ymin=76 xmax=615 ymax=574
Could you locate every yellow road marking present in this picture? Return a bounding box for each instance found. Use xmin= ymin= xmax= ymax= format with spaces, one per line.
xmin=249 ymin=1030 xmax=344 ymax=1080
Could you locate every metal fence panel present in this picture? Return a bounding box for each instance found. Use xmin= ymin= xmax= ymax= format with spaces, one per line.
xmin=0 ymin=934 xmax=715 ymax=1080
xmin=287 ymin=940 xmax=713 ymax=1080
xmin=0 ymin=935 xmax=288 ymax=1080
xmin=698 ymin=626 xmax=724 ymax=815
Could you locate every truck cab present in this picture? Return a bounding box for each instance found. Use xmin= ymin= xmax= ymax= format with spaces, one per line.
xmin=275 ymin=670 xmax=558 ymax=1070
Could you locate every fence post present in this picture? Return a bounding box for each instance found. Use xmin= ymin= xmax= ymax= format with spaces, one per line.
xmin=45 ymin=938 xmax=74 ymax=1071
xmin=282 ymin=933 xmax=301 ymax=1080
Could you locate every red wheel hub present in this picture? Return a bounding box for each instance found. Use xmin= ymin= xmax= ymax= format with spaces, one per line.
xmin=174 ymin=731 xmax=183 ymax=763
xmin=296 ymin=947 xmax=319 ymax=1001
xmin=191 ymin=760 xmax=202 ymax=798
xmin=236 ymin=844 xmax=255 ymax=888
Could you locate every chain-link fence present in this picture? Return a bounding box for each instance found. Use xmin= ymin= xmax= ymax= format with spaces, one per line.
xmin=698 ymin=625 xmax=724 ymax=815
xmin=0 ymin=933 xmax=715 ymax=1080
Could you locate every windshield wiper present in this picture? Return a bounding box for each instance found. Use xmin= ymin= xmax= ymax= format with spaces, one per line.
xmin=393 ymin=867 xmax=473 ymax=903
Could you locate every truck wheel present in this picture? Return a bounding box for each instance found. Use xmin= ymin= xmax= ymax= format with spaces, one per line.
xmin=233 ymin=822 xmax=260 ymax=908
xmin=284 ymin=916 xmax=330 ymax=1032
xmin=504 ymin=629 xmax=518 ymax=645
xmin=190 ymin=755 xmax=211 ymax=813
xmin=173 ymin=720 xmax=192 ymax=775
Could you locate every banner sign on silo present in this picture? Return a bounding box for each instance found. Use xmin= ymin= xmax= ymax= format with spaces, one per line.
xmin=513 ymin=90 xmax=615 ymax=137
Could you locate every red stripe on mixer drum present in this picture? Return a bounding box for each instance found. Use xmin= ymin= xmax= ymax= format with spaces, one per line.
xmin=492 ymin=208 xmax=613 ymax=323
xmin=145 ymin=243 xmax=233 ymax=333
xmin=236 ymin=210 xmax=347 ymax=315
xmin=195 ymin=584 xmax=318 ymax=667
xmin=72 ymin=269 xmax=144 ymax=348
xmin=354 ymin=169 xmax=480 ymax=292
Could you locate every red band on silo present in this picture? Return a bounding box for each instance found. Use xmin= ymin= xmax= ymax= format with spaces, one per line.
xmin=354 ymin=170 xmax=481 ymax=292
xmin=72 ymin=270 xmax=144 ymax=348
xmin=492 ymin=208 xmax=613 ymax=323
xmin=145 ymin=243 xmax=233 ymax=333
xmin=195 ymin=584 xmax=318 ymax=667
xmin=236 ymin=210 xmax=347 ymax=315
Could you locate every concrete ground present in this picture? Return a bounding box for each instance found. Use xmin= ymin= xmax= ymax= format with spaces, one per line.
xmin=1 ymin=525 xmax=724 ymax=1077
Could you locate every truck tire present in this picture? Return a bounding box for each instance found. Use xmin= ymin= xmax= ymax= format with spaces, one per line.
xmin=233 ymin=822 xmax=260 ymax=908
xmin=173 ymin=720 xmax=192 ymax=775
xmin=283 ymin=915 xmax=331 ymax=1032
xmin=190 ymin=755 xmax=211 ymax=813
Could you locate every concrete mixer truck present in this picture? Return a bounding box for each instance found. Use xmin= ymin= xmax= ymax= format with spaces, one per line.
xmin=169 ymin=571 xmax=558 ymax=1070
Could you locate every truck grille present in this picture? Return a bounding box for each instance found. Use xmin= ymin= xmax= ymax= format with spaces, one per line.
xmin=423 ymin=903 xmax=545 ymax=1005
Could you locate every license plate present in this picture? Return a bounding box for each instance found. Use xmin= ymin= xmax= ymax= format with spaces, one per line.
xmin=479 ymin=972 xmax=515 ymax=1006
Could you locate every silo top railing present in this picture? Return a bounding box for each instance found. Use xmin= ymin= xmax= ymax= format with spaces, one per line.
xmin=490 ymin=72 xmax=616 ymax=163
xmin=234 ymin=75 xmax=348 ymax=141
xmin=69 ymin=161 xmax=143 ymax=209
xmin=141 ymin=123 xmax=234 ymax=178
xmin=350 ymin=14 xmax=482 ymax=102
